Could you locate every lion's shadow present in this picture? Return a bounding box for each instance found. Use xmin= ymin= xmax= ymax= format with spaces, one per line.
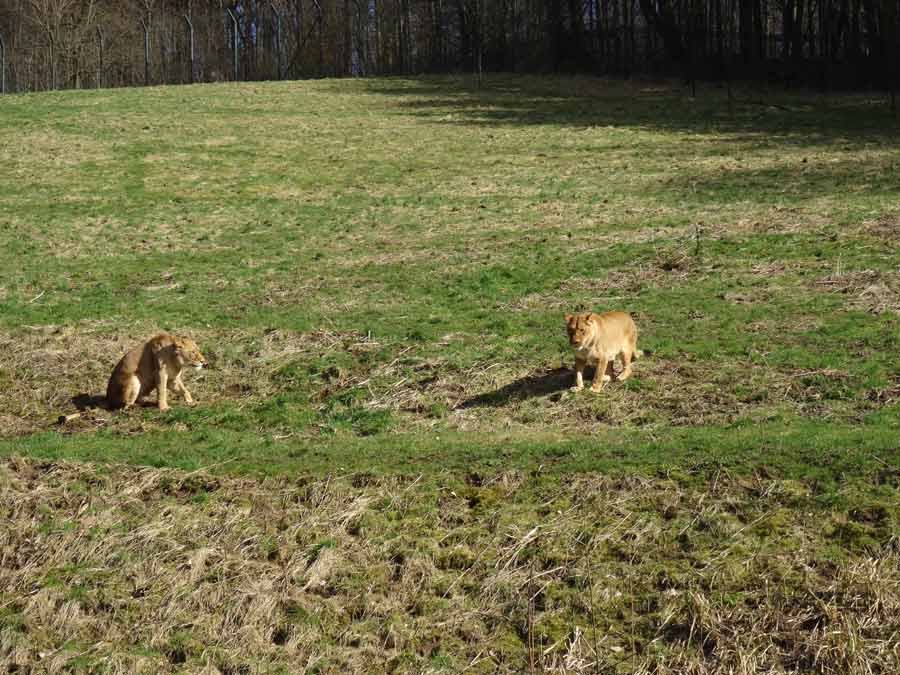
xmin=71 ymin=393 xmax=107 ymax=411
xmin=72 ymin=393 xmax=162 ymax=410
xmin=458 ymin=366 xmax=598 ymax=409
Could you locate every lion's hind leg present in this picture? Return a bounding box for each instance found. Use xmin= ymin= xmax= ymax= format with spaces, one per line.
xmin=604 ymin=360 xmax=615 ymax=382
xmin=122 ymin=376 xmax=141 ymax=408
xmin=618 ymin=346 xmax=635 ymax=381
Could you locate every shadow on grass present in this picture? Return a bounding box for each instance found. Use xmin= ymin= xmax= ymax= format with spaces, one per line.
xmin=459 ymin=366 xmax=591 ymax=408
xmin=71 ymin=394 xmax=159 ymax=411
xmin=362 ymin=75 xmax=900 ymax=210
xmin=663 ymin=156 xmax=900 ymax=205
xmin=364 ymin=75 xmax=898 ymax=147
xmin=72 ymin=393 xmax=107 ymax=411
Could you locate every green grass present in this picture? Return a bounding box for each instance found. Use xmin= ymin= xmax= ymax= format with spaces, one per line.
xmin=2 ymin=72 xmax=899 ymax=671
xmin=1 ymin=76 xmax=898 ymax=486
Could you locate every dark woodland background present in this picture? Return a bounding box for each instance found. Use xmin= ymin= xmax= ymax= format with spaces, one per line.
xmin=0 ymin=1 xmax=898 ymax=92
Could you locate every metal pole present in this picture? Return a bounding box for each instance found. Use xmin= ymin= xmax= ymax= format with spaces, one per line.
xmin=183 ymin=14 xmax=195 ymax=84
xmin=226 ymin=8 xmax=239 ymax=82
xmin=0 ymin=32 xmax=6 ymax=95
xmin=254 ymin=8 xmax=261 ymax=80
xmin=48 ymin=33 xmax=55 ymax=90
xmin=270 ymin=2 xmax=282 ymax=80
xmin=96 ymin=27 xmax=103 ymax=89
xmin=477 ymin=0 xmax=483 ymax=87
xmin=140 ymin=17 xmax=151 ymax=86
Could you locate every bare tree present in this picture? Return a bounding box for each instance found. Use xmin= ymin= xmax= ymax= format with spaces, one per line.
xmin=28 ymin=0 xmax=96 ymax=89
xmin=2 ymin=0 xmax=899 ymax=93
xmin=132 ymin=0 xmax=155 ymax=85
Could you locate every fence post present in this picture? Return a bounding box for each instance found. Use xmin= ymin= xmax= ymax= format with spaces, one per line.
xmin=226 ymin=8 xmax=239 ymax=82
xmin=48 ymin=33 xmax=55 ymax=90
xmin=96 ymin=27 xmax=103 ymax=88
xmin=270 ymin=2 xmax=283 ymax=80
xmin=475 ymin=0 xmax=483 ymax=86
xmin=140 ymin=16 xmax=151 ymax=85
xmin=0 ymin=32 xmax=6 ymax=94
xmin=183 ymin=13 xmax=195 ymax=83
xmin=254 ymin=9 xmax=261 ymax=80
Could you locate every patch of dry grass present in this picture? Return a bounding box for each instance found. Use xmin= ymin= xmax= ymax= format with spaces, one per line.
xmin=863 ymin=213 xmax=900 ymax=244
xmin=814 ymin=268 xmax=900 ymax=315
xmin=1 ymin=457 xmax=897 ymax=673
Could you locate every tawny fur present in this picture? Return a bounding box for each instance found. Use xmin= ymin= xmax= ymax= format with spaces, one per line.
xmin=106 ymin=333 xmax=207 ymax=411
xmin=565 ymin=311 xmax=642 ymax=392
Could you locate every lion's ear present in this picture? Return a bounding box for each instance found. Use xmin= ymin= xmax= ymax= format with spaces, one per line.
xmin=149 ymin=337 xmax=166 ymax=354
xmin=564 ymin=314 xmax=573 ymax=324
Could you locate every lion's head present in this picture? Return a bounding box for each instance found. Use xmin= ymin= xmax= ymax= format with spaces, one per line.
xmin=565 ymin=313 xmax=594 ymax=348
xmin=173 ymin=337 xmax=208 ymax=370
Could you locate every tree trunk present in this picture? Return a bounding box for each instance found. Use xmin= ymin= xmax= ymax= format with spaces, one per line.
xmin=549 ymin=0 xmax=563 ymax=71
xmin=638 ymin=0 xmax=685 ymax=62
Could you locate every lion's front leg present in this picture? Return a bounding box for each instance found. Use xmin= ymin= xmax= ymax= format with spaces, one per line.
xmin=172 ymin=374 xmax=195 ymax=405
xmin=591 ymin=358 xmax=609 ymax=392
xmin=571 ymin=356 xmax=586 ymax=391
xmin=156 ymin=364 xmax=170 ymax=412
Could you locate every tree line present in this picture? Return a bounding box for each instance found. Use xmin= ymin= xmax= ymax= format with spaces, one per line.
xmin=0 ymin=1 xmax=897 ymax=93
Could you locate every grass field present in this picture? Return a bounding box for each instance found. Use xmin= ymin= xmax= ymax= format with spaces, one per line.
xmin=1 ymin=75 xmax=899 ymax=672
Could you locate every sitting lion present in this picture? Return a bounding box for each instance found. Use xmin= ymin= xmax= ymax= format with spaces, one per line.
xmin=565 ymin=311 xmax=642 ymax=392
xmin=106 ymin=333 xmax=207 ymax=411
